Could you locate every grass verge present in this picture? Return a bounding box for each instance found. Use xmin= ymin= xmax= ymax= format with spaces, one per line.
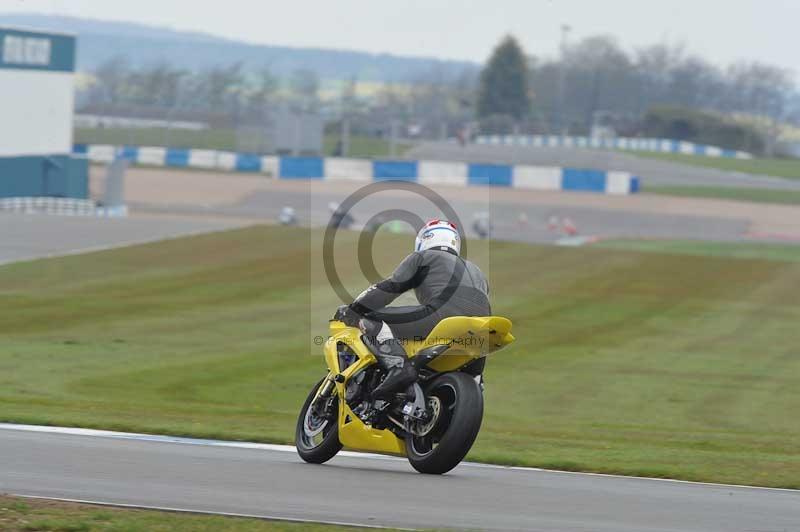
xmin=0 ymin=495 xmax=373 ymax=531
xmin=632 ymin=152 xmax=800 ymax=180
xmin=643 ymin=184 xmax=800 ymax=205
xmin=596 ymin=239 xmax=800 ymax=262
xmin=1 ymin=226 xmax=799 ymax=488
xmin=73 ymin=128 xmax=412 ymax=159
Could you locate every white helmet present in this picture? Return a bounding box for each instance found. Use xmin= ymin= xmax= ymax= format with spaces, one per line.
xmin=415 ymin=219 xmax=461 ymax=255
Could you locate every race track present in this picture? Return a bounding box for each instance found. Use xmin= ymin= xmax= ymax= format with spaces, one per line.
xmin=0 ymin=212 xmax=250 ymax=265
xmin=2 ymin=425 xmax=798 ymax=531
xmin=113 ymin=167 xmax=800 ymax=243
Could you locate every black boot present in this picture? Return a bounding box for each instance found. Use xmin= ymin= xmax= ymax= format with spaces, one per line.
xmin=371 ymin=340 xmax=418 ymax=399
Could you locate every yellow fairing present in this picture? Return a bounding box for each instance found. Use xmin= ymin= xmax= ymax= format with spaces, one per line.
xmin=324 ymin=316 xmax=514 ymax=454
xmin=406 ymin=316 xmax=515 ymax=372
xmin=324 ymin=321 xmax=406 ymax=455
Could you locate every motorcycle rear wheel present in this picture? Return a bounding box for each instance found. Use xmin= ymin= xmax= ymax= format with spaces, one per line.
xmin=295 ymin=378 xmax=342 ymax=464
xmin=406 ymin=372 xmax=484 ymax=474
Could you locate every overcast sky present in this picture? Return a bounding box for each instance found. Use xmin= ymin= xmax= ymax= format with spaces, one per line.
xmin=2 ymin=0 xmax=798 ymax=72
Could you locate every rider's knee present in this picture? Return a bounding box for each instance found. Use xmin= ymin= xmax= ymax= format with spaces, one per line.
xmin=358 ymin=318 xmax=395 ymax=344
xmin=358 ymin=317 xmax=382 ymax=337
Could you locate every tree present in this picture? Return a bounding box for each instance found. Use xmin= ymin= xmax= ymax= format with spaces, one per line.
xmin=290 ymin=69 xmax=320 ymax=111
xmin=248 ymin=65 xmax=279 ymax=109
xmin=93 ymin=55 xmax=130 ymax=104
xmin=477 ymin=35 xmax=530 ymax=119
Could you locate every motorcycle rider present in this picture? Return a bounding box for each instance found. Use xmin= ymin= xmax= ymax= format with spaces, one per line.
xmin=338 ymin=219 xmax=491 ymax=398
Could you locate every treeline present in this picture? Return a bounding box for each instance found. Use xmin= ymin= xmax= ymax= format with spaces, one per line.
xmin=81 ymin=56 xmax=318 ymax=127
xmin=80 ymin=35 xmax=799 ymax=155
xmin=479 ymin=35 xmax=798 ymax=154
xmin=79 ymin=55 xmax=477 ymax=139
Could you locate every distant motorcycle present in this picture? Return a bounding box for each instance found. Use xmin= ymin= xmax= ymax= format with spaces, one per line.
xmin=472 ymin=212 xmax=492 ymax=239
xmin=328 ymin=202 xmax=355 ymax=230
xmin=278 ymin=206 xmax=297 ymax=226
xmin=296 ymin=311 xmax=515 ymax=474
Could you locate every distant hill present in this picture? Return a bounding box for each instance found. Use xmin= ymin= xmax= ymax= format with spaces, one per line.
xmin=0 ymin=13 xmax=479 ymax=82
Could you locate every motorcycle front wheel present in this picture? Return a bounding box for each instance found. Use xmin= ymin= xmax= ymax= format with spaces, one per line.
xmin=295 ymin=378 xmax=342 ymax=464
xmin=406 ymin=372 xmax=484 ymax=474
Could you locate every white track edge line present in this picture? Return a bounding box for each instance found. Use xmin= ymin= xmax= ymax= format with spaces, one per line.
xmin=2 ymin=423 xmax=798 ymax=493
xmin=11 ymin=494 xmax=411 ymax=530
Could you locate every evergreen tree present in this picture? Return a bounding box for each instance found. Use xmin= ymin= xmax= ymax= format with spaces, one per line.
xmin=477 ymin=35 xmax=531 ymax=119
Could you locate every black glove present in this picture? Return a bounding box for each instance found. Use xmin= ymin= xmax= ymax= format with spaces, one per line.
xmin=334 ymin=305 xmax=362 ymax=327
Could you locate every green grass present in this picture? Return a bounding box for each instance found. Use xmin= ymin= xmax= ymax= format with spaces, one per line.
xmin=643 ymin=184 xmax=800 ymax=205
xmin=597 ymin=239 xmax=800 ymax=262
xmin=1 ymin=226 xmax=799 ymax=488
xmin=0 ymin=495 xmax=372 ymax=531
xmin=74 ymin=128 xmax=410 ymax=158
xmin=632 ymin=152 xmax=800 ymax=180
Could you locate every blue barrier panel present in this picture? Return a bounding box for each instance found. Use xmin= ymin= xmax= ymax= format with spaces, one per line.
xmin=118 ymin=146 xmax=139 ymax=161
xmin=165 ymin=148 xmax=190 ymax=167
xmin=722 ymin=149 xmax=737 ymax=158
xmin=694 ymin=144 xmax=707 ymax=156
xmin=373 ymin=160 xmax=418 ymax=181
xmin=0 ymin=155 xmax=87 ymax=199
xmin=467 ymin=164 xmax=512 ymax=186
xmin=280 ymin=157 xmax=324 ymax=179
xmin=66 ymin=156 xmax=89 ymax=199
xmin=670 ymin=140 xmax=680 ymax=153
xmin=630 ymin=176 xmax=640 ymax=194
xmin=236 ymin=153 xmax=262 ymax=172
xmin=73 ymin=143 xmax=88 ymax=154
xmin=562 ymin=168 xmax=607 ymax=192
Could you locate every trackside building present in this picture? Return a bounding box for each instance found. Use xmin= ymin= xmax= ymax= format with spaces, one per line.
xmin=0 ymin=26 xmax=87 ymax=198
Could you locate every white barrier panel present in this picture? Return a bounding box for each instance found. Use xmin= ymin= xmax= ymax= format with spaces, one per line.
xmin=679 ymin=141 xmax=695 ymax=154
xmin=137 ymin=146 xmax=166 ymax=166
xmin=260 ymin=155 xmax=279 ymax=177
xmin=606 ymin=171 xmax=634 ymax=195
xmin=217 ymin=152 xmax=237 ymax=171
xmin=418 ymin=160 xmax=468 ymax=187
xmin=513 ymin=166 xmax=561 ymax=190
xmin=188 ymin=149 xmax=217 ymax=169
xmin=706 ymin=146 xmax=722 ymax=157
xmin=87 ymin=144 xmax=115 ymax=163
xmin=325 ymin=157 xmax=372 ymax=181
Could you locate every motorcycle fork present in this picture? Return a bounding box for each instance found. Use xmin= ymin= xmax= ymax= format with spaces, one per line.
xmin=311 ymin=374 xmax=338 ymax=417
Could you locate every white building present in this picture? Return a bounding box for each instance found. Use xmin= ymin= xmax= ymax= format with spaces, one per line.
xmin=0 ymin=26 xmax=86 ymax=198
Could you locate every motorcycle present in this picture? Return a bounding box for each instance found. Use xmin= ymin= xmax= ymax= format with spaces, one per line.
xmin=295 ymin=312 xmax=515 ymax=474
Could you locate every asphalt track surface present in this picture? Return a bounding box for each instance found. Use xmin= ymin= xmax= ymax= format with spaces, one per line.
xmin=121 ymin=168 xmax=796 ymax=243
xmin=2 ymin=425 xmax=799 ymax=532
xmin=407 ymin=142 xmax=800 ymax=190
xmin=0 ymin=212 xmax=250 ymax=265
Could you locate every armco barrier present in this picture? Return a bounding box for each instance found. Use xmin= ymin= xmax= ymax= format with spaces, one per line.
xmin=474 ymin=135 xmax=753 ymax=159
xmin=74 ymin=144 xmax=640 ymax=195
xmin=0 ymin=197 xmax=126 ymax=217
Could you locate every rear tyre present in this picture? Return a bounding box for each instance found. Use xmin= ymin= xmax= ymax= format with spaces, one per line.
xmin=406 ymin=372 xmax=484 ymax=474
xmin=295 ymin=378 xmax=342 ymax=464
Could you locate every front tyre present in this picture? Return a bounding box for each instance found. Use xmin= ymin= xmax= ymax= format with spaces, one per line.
xmin=406 ymin=372 xmax=484 ymax=474
xmin=295 ymin=378 xmax=342 ymax=464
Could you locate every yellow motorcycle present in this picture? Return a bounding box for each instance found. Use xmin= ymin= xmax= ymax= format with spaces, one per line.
xmin=295 ymin=314 xmax=514 ymax=474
